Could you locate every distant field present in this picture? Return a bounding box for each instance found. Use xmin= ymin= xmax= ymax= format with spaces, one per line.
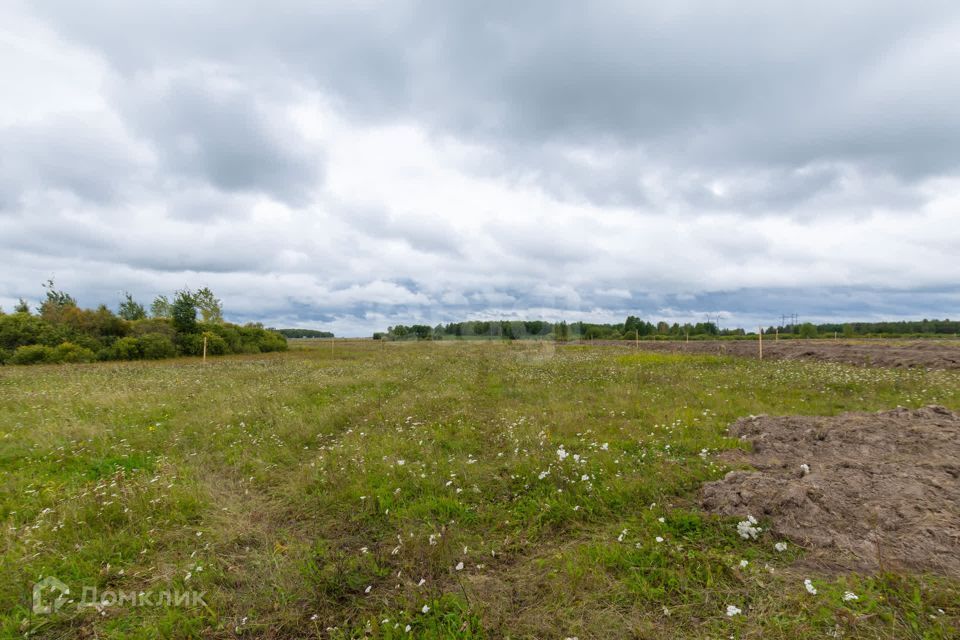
xmin=2 ymin=341 xmax=959 ymax=638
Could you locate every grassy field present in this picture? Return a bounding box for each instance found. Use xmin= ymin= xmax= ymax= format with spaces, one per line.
xmin=2 ymin=341 xmax=959 ymax=639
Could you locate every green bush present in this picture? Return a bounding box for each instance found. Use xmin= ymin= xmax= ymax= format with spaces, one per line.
xmin=139 ymin=334 xmax=177 ymax=359
xmin=0 ymin=313 xmax=65 ymax=350
xmin=237 ymin=325 xmax=288 ymax=353
xmin=176 ymin=333 xmax=204 ymax=356
xmin=201 ymin=331 xmax=228 ymax=355
xmin=10 ymin=344 xmax=57 ymax=364
xmin=110 ymin=336 xmax=143 ymax=360
xmin=130 ymin=318 xmax=176 ymax=339
xmin=54 ymin=342 xmax=96 ymax=363
xmin=260 ymin=332 xmax=288 ymax=352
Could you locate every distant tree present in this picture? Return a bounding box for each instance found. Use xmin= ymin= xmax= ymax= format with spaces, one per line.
xmin=38 ymin=280 xmax=79 ymax=324
xmin=798 ymin=322 xmax=818 ymax=338
xmin=583 ymin=326 xmax=604 ymax=340
xmin=118 ymin=292 xmax=147 ymax=321
xmin=14 ymin=298 xmax=30 ymax=314
xmin=171 ymin=290 xmax=198 ymax=334
xmin=150 ymin=295 xmax=172 ymax=319
xmin=40 ymin=279 xmax=76 ymax=309
xmin=411 ymin=324 xmax=432 ymax=339
xmin=193 ymin=287 xmax=223 ymax=323
xmin=273 ymin=328 xmax=334 ymax=338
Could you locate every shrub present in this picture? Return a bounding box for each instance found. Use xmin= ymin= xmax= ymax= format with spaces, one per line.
xmin=176 ymin=333 xmax=204 ymax=356
xmin=139 ymin=334 xmax=177 ymax=359
xmin=10 ymin=344 xmax=57 ymax=364
xmin=260 ymin=332 xmax=288 ymax=352
xmin=130 ymin=318 xmax=176 ymax=339
xmin=237 ymin=325 xmax=288 ymax=353
xmin=54 ymin=342 xmax=96 ymax=363
xmin=0 ymin=313 xmax=64 ymax=350
xmin=110 ymin=336 xmax=143 ymax=360
xmin=201 ymin=331 xmax=228 ymax=355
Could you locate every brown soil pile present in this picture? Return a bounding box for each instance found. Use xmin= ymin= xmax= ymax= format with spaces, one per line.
xmin=701 ymin=406 xmax=960 ymax=576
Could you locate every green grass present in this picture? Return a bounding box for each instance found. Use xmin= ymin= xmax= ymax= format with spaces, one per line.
xmin=1 ymin=341 xmax=958 ymax=638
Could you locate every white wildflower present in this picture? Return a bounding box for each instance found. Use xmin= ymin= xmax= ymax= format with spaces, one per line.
xmin=421 ymin=605 xmax=430 ymax=614
xmin=726 ymin=604 xmax=742 ymax=617
xmin=804 ymin=578 xmax=817 ymax=595
xmin=843 ymin=591 xmax=858 ymax=601
xmin=736 ymin=515 xmax=762 ymax=539
xmin=774 ymin=541 xmax=788 ymax=552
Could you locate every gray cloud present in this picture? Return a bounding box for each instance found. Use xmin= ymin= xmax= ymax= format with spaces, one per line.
xmin=114 ymin=70 xmax=323 ymax=204
xmin=335 ymin=204 xmax=464 ymax=256
xmin=0 ymin=113 xmax=145 ymax=206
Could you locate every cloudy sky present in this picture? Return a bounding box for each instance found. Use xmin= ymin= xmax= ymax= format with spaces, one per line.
xmin=2 ymin=1 xmax=959 ymax=335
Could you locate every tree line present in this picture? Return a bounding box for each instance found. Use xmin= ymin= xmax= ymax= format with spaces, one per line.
xmin=378 ymin=316 xmax=960 ymax=341
xmin=272 ymin=328 xmax=335 ymax=339
xmin=0 ymin=282 xmax=287 ymax=365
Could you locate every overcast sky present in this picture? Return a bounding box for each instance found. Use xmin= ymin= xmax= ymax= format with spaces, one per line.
xmin=2 ymin=1 xmax=959 ymax=335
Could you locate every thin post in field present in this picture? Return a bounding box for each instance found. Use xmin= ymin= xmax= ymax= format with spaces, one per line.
xmin=202 ymin=336 xmax=207 ymax=363
xmin=758 ymin=326 xmax=763 ymax=360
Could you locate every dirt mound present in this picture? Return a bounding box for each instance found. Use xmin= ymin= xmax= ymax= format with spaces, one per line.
xmin=701 ymin=406 xmax=960 ymax=576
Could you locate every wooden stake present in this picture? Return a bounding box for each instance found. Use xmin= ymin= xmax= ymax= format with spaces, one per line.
xmin=635 ymin=329 xmax=639 ymax=349
xmin=758 ymin=326 xmax=763 ymax=360
xmin=202 ymin=335 xmax=207 ymax=363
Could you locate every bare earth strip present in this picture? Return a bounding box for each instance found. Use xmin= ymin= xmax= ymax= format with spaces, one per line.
xmin=575 ymin=339 xmax=960 ymax=370
xmin=701 ymin=406 xmax=960 ymax=576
